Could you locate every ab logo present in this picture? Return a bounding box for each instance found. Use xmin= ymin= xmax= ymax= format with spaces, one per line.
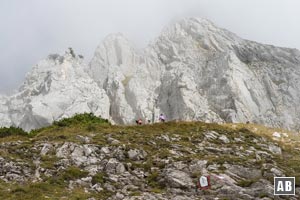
xmin=274 ymin=177 xmax=295 ymax=195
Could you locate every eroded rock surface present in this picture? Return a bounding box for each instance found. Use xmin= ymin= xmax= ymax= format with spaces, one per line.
xmin=0 ymin=123 xmax=299 ymax=199
xmin=1 ymin=18 xmax=300 ymax=131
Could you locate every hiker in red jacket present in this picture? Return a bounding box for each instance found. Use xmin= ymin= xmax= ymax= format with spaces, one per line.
xmin=136 ymin=118 xmax=143 ymax=125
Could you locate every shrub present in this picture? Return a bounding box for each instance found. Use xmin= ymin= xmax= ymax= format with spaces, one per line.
xmin=53 ymin=113 xmax=110 ymax=128
xmin=68 ymin=47 xmax=76 ymax=58
xmin=62 ymin=166 xmax=89 ymax=181
xmin=47 ymin=166 xmax=88 ymax=186
xmin=146 ymin=171 xmax=165 ymax=189
xmin=0 ymin=126 xmax=27 ymax=138
xmin=91 ymin=173 xmax=106 ymax=185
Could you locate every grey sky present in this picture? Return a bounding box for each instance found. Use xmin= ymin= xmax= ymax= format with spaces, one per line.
xmin=1 ymin=0 xmax=299 ymax=94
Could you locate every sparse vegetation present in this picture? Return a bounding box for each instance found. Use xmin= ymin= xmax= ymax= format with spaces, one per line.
xmin=0 ymin=126 xmax=27 ymax=138
xmin=1 ymin=113 xmax=110 ymax=139
xmin=62 ymin=166 xmax=89 ymax=181
xmin=68 ymin=47 xmax=76 ymax=58
xmin=0 ymin=116 xmax=300 ymax=199
xmin=147 ymin=171 xmax=165 ymax=190
xmin=237 ymin=179 xmax=258 ymax=187
xmin=29 ymin=113 xmax=110 ymax=138
xmin=53 ymin=113 xmax=110 ymax=128
xmin=92 ymin=172 xmax=106 ymax=185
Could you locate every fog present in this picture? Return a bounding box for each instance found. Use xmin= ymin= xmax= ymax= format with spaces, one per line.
xmin=1 ymin=0 xmax=299 ymax=94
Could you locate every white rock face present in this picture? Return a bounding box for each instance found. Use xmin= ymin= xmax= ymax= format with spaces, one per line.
xmin=0 ymin=95 xmax=11 ymax=127
xmin=88 ymin=18 xmax=300 ymax=130
xmin=88 ymin=33 xmax=163 ymax=124
xmin=0 ymin=50 xmax=110 ymax=131
xmin=1 ymin=18 xmax=300 ymax=131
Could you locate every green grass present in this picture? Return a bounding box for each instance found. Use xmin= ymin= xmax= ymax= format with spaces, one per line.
xmin=52 ymin=112 xmax=110 ymax=127
xmin=146 ymin=171 xmax=165 ymax=190
xmin=31 ymin=112 xmax=110 ymax=135
xmin=0 ymin=126 xmax=27 ymax=138
xmin=1 ymin=115 xmax=300 ymax=199
xmin=237 ymin=179 xmax=258 ymax=187
xmin=62 ymin=166 xmax=89 ymax=181
xmin=0 ymin=113 xmax=111 ymax=142
xmin=0 ymin=181 xmax=112 ymax=200
xmin=91 ymin=172 xmax=106 ymax=185
xmin=129 ymin=191 xmax=142 ymax=196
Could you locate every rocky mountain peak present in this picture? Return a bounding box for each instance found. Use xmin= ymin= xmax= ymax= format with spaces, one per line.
xmin=157 ymin=18 xmax=241 ymax=53
xmin=0 ymin=49 xmax=110 ymax=131
xmin=1 ymin=17 xmax=300 ymax=131
xmin=19 ymin=49 xmax=87 ymax=96
xmin=88 ymin=33 xmax=140 ymax=87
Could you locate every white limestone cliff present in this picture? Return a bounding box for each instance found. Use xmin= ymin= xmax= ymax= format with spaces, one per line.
xmin=1 ymin=18 xmax=300 ymax=131
xmin=0 ymin=50 xmax=110 ymax=131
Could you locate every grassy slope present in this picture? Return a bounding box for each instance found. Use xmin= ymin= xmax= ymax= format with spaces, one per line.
xmin=0 ymin=116 xmax=300 ymax=199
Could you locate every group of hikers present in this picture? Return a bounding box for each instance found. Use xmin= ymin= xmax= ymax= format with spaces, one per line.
xmin=135 ymin=113 xmax=166 ymax=125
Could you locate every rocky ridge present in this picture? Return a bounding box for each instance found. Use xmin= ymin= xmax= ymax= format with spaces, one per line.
xmin=0 ymin=120 xmax=300 ymax=199
xmin=0 ymin=51 xmax=109 ymax=131
xmin=1 ymin=18 xmax=300 ymax=131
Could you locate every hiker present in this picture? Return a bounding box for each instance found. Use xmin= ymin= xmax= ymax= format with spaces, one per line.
xmin=145 ymin=117 xmax=151 ymax=124
xmin=159 ymin=114 xmax=166 ymax=122
xmin=136 ymin=118 xmax=143 ymax=125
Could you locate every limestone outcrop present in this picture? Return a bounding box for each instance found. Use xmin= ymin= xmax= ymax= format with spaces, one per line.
xmin=1 ymin=18 xmax=300 ymax=131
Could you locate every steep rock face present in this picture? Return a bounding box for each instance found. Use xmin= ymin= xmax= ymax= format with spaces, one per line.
xmin=0 ymin=95 xmax=11 ymax=127
xmin=88 ymin=18 xmax=300 ymax=130
xmin=1 ymin=17 xmax=300 ymax=130
xmin=88 ymin=34 xmax=163 ymax=124
xmin=1 ymin=51 xmax=110 ymax=131
xmin=156 ymin=18 xmax=300 ymax=130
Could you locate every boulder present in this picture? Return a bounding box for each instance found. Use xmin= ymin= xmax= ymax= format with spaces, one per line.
xmin=164 ymin=169 xmax=194 ymax=189
xmin=127 ymin=149 xmax=147 ymax=161
xmin=268 ymin=144 xmax=282 ymax=155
